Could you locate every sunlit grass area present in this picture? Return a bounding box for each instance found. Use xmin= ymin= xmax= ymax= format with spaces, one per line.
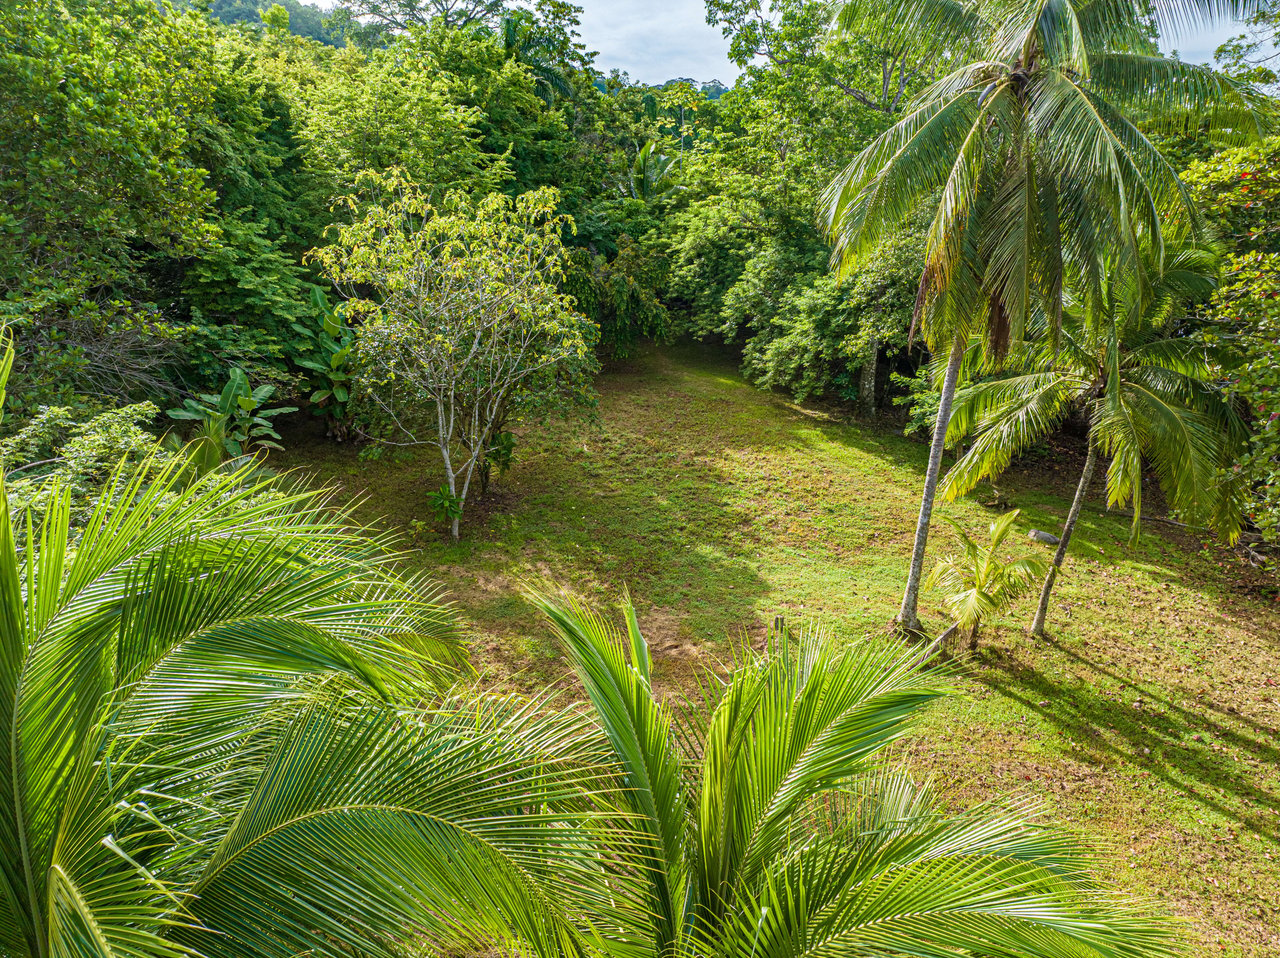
xmin=281 ymin=343 xmax=1280 ymax=956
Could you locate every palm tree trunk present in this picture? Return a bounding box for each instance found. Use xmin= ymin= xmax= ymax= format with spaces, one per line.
xmin=898 ymin=333 xmax=966 ymax=634
xmin=1031 ymin=441 xmax=1098 ymax=636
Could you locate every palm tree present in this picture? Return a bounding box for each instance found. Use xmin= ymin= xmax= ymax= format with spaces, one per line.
xmin=534 ymin=592 xmax=1178 ymax=958
xmin=628 ymin=140 xmax=680 ymax=203
xmin=496 ymin=11 xmax=574 ymax=105
xmin=926 ymin=509 xmax=1048 ymax=648
xmin=0 ymin=447 xmax=626 ymax=958
xmin=940 ymin=241 xmax=1249 ymax=636
xmin=822 ymin=0 xmax=1265 ymax=634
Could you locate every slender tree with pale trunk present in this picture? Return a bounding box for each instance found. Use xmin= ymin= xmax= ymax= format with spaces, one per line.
xmin=312 ymin=173 xmax=598 ymax=539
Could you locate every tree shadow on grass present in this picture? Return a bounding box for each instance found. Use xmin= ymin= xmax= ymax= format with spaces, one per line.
xmin=282 ymin=425 xmax=775 ymax=681
xmin=973 ymin=638 xmax=1280 ymax=845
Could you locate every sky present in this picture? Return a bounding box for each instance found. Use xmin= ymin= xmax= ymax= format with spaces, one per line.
xmin=574 ymin=0 xmax=743 ymax=85
xmin=572 ymin=0 xmax=1244 ymax=86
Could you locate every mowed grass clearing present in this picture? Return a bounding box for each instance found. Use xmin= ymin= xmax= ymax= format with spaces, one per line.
xmin=279 ymin=343 xmax=1280 ymax=956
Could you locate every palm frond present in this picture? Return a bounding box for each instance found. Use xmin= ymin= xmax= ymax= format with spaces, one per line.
xmin=180 ymin=694 xmax=625 ymax=958
xmin=714 ymin=773 xmax=1176 ymax=958
xmin=830 ymin=0 xmax=988 ymax=52
xmin=942 ymin=372 xmax=1084 ymax=499
xmin=1089 ymin=53 xmax=1269 ymax=141
xmin=532 ymin=591 xmax=688 ymax=957
xmin=688 ymin=624 xmax=950 ymax=944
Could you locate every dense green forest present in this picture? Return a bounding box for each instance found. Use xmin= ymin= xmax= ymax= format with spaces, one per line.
xmin=3 ymin=0 xmax=1277 ymax=540
xmin=1 ymin=0 xmax=1279 ymax=954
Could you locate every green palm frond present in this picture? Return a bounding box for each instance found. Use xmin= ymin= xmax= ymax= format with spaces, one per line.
xmin=533 ymin=591 xmax=689 ymax=957
xmin=180 ymin=693 xmax=625 ymax=958
xmin=943 ymin=372 xmax=1084 ymax=499
xmin=1089 ymin=53 xmax=1267 ymax=140
xmin=535 ymin=591 xmax=1176 ymax=958
xmin=0 ymin=451 xmax=471 ymax=958
xmin=689 ymin=625 xmax=949 ymax=932
xmin=927 ymin=511 xmax=1049 ymax=630
xmin=823 ymin=90 xmax=983 ymax=276
xmin=831 ymin=0 xmax=989 ymax=52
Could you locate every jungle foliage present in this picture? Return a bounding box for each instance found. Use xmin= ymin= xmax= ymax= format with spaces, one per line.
xmin=1 ymin=0 xmax=1277 ymax=546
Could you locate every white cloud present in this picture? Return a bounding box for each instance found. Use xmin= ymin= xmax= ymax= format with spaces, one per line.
xmin=576 ymin=0 xmax=740 ymax=85
xmin=570 ymin=2 xmax=1245 ymax=86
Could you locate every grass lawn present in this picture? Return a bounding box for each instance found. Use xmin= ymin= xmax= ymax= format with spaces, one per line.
xmin=279 ymin=343 xmax=1280 ymax=955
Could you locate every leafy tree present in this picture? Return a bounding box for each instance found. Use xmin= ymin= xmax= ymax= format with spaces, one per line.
xmin=173 ymin=215 xmax=315 ymax=354
xmin=484 ymin=2 xmax=593 ymax=104
xmin=0 ymin=0 xmax=222 ymax=405
xmin=824 ymin=0 xmax=1266 ymax=634
xmin=566 ymin=236 xmax=671 ymax=360
xmin=312 ymin=176 xmax=598 ymax=538
xmin=926 ymin=509 xmax=1048 ymax=648
xmin=1214 ymin=0 xmax=1278 ymax=88
xmin=0 ymin=0 xmax=217 ymax=302
xmin=941 ymin=241 xmax=1249 ymax=635
xmin=534 ymin=591 xmax=1179 ymax=958
xmin=398 ymin=22 xmax=573 ymax=193
xmin=1184 ymin=138 xmax=1280 ymax=551
xmin=708 ymin=0 xmax=939 ymax=114
xmin=291 ymin=41 xmax=503 ymax=198
xmin=736 ymin=218 xmax=924 ymax=410
xmin=261 ymin=2 xmax=290 ymax=32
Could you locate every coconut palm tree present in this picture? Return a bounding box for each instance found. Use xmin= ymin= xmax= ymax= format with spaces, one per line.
xmin=926 ymin=509 xmax=1049 ymax=648
xmin=940 ymin=241 xmax=1249 ymax=636
xmin=534 ymin=592 xmax=1178 ymax=958
xmin=0 ymin=442 xmax=627 ymax=958
xmin=822 ymin=0 xmax=1266 ymax=634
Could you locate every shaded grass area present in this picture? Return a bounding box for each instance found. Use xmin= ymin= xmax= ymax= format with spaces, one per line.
xmin=278 ymin=343 xmax=1280 ymax=955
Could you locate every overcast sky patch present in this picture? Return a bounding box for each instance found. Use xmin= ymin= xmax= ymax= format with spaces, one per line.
xmin=572 ymin=0 xmax=1241 ymax=86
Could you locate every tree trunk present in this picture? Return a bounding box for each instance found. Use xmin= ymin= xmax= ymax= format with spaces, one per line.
xmin=1031 ymin=441 xmax=1098 ymax=637
xmin=443 ymin=459 xmax=461 ymax=542
xmin=858 ymin=337 xmax=878 ymax=418
xmin=898 ymin=334 xmax=966 ymax=635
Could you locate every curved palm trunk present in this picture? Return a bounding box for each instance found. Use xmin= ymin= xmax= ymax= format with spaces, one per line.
xmin=898 ymin=334 xmax=966 ymax=635
xmin=1031 ymin=441 xmax=1098 ymax=636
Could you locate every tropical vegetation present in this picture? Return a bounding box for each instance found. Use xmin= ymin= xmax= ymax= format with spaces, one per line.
xmin=822 ymin=0 xmax=1266 ymax=632
xmin=942 ymin=238 xmax=1249 ymax=633
xmin=3 ymin=0 xmax=1280 ymax=952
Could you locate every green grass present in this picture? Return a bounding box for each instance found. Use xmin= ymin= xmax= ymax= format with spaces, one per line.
xmin=279 ymin=343 xmax=1280 ymax=955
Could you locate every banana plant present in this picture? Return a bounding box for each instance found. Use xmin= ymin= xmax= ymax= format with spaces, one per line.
xmin=167 ymin=367 xmax=297 ymax=457
xmin=292 ymin=287 xmax=355 ymax=440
